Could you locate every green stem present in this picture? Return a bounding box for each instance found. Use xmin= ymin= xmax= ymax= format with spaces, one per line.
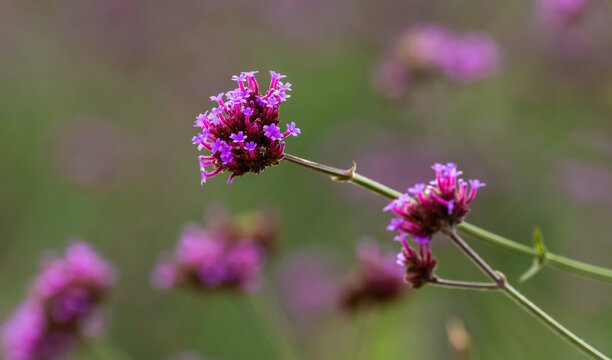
xmin=282 ymin=153 xmax=612 ymax=283
xmin=457 ymin=222 xmax=612 ymax=283
xmin=83 ymin=337 xmax=132 ymax=360
xmin=446 ymin=228 xmax=609 ymax=360
xmin=248 ymin=294 xmax=300 ymax=360
xmin=282 ymin=154 xmax=402 ymax=199
xmin=502 ymin=282 xmax=609 ymax=360
xmin=428 ymin=277 xmax=501 ymax=291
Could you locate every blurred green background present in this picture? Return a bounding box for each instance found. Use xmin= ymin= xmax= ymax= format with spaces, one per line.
xmin=1 ymin=0 xmax=612 ymax=359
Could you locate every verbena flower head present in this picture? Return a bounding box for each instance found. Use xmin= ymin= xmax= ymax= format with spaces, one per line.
xmin=2 ymin=242 xmax=115 ymax=360
xmin=384 ymin=163 xmax=485 ymax=243
xmin=339 ymin=241 xmax=407 ymax=311
xmin=192 ymin=71 xmax=299 ymax=184
xmin=393 ymin=24 xmax=500 ymax=84
xmin=151 ymin=222 xmax=266 ymax=293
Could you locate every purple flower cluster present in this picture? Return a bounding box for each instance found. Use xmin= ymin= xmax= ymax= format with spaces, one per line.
xmin=339 ymin=242 xmax=407 ymax=311
xmin=391 ymin=24 xmax=501 ymax=84
xmin=151 ymin=223 xmax=267 ymax=293
xmin=192 ymin=71 xmax=300 ymax=184
xmin=2 ymin=242 xmax=115 ymax=360
xmin=384 ymin=163 xmax=485 ymax=242
xmin=384 ymin=163 xmax=485 ymax=287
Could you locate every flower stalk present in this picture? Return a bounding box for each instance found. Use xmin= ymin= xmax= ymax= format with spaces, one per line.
xmin=427 ymin=277 xmax=500 ymax=290
xmin=282 ymin=153 xmax=612 ymax=284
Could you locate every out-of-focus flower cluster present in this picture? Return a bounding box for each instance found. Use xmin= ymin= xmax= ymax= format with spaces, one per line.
xmin=374 ymin=24 xmax=500 ymax=98
xmin=192 ymin=71 xmax=300 ymax=185
xmin=2 ymin=242 xmax=116 ymax=360
xmin=152 ymin=210 xmax=278 ymax=293
xmin=339 ymin=242 xmax=407 ymax=311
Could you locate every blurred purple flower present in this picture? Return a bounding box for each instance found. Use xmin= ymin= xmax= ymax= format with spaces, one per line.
xmin=376 ymin=24 xmax=501 ymax=96
xmin=151 ymin=210 xmax=275 ymax=293
xmin=438 ymin=33 xmax=500 ymax=83
xmin=2 ymin=242 xmax=115 ymax=360
xmin=395 ymin=25 xmax=452 ymax=70
xmin=193 ymin=71 xmax=299 ymax=185
xmin=340 ymin=241 xmax=407 ymax=311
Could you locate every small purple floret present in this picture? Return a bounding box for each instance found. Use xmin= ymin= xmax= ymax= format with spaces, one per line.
xmin=242 ymin=107 xmax=254 ymax=117
xmin=230 ymin=131 xmax=247 ymax=143
xmin=263 ymin=124 xmax=282 ymax=140
xmin=210 ymin=93 xmax=224 ymax=103
xmin=407 ymin=183 xmax=426 ymax=194
xmin=285 ymin=122 xmax=301 ymax=137
xmin=231 ymin=74 xmax=247 ymax=83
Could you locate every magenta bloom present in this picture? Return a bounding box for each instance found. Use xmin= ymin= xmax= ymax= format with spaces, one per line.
xmin=392 ymin=24 xmax=500 ymax=85
xmin=152 ymin=223 xmax=265 ymax=293
xmin=193 ymin=71 xmax=299 ymax=184
xmin=439 ymin=33 xmax=500 ymax=83
xmin=340 ymin=241 xmax=407 ymax=311
xmin=2 ymin=242 xmax=115 ymax=360
xmin=397 ymin=25 xmax=452 ymax=70
xmin=384 ymin=163 xmax=485 ymax=243
xmin=384 ymin=163 xmax=484 ymax=288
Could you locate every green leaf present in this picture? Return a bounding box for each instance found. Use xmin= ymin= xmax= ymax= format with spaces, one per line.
xmin=519 ymin=227 xmax=548 ymax=283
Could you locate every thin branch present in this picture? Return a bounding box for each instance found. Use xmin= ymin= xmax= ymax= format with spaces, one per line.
xmin=282 ymin=153 xmax=402 ymax=199
xmin=443 ymin=227 xmax=505 ymax=285
xmin=428 ymin=277 xmax=501 ymax=290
